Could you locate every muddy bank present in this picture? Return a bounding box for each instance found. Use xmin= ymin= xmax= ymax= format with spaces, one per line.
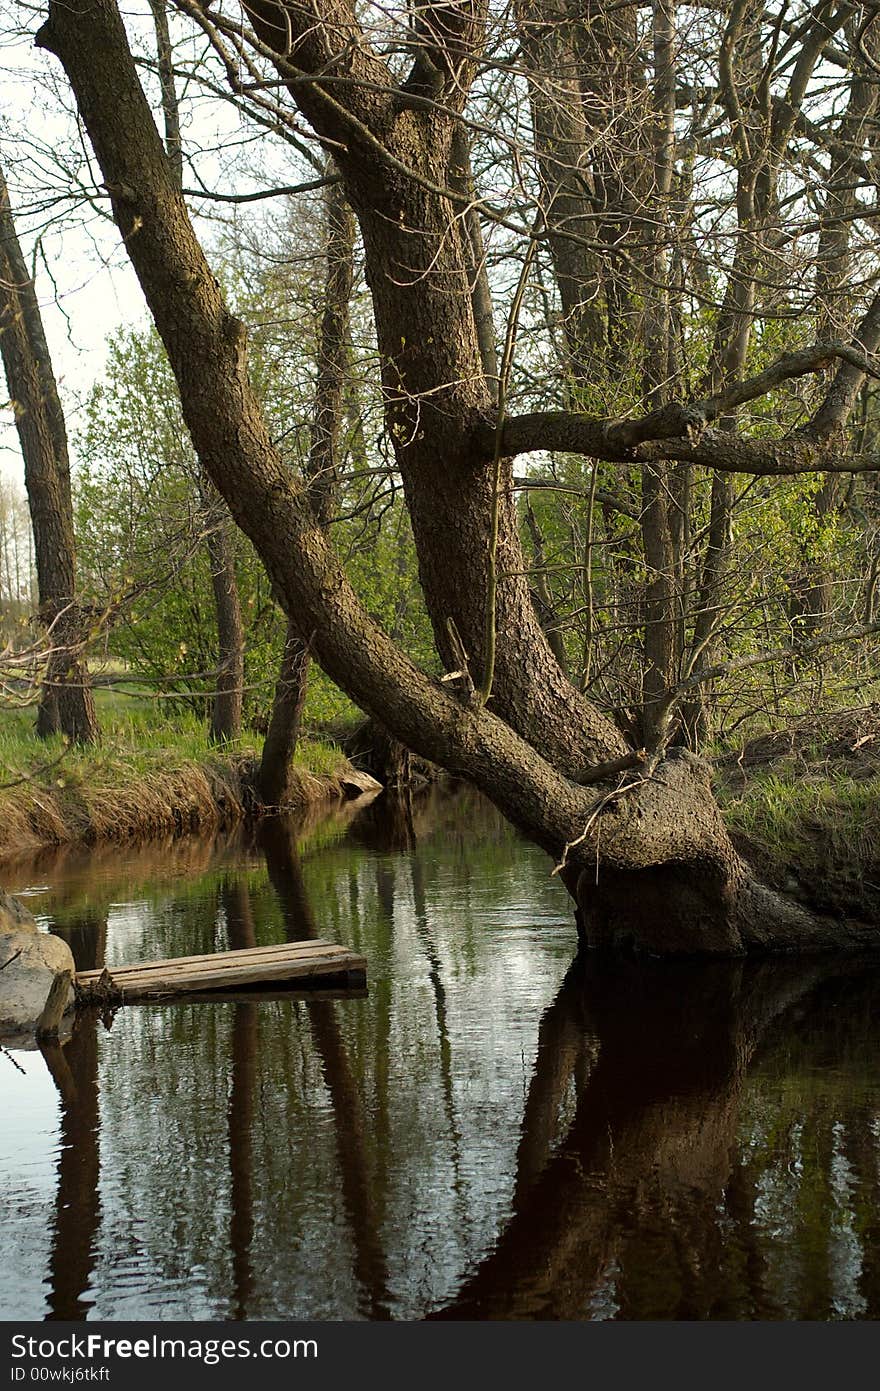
xmin=0 ymin=752 xmax=374 ymax=864
xmin=716 ymin=705 xmax=880 ymax=919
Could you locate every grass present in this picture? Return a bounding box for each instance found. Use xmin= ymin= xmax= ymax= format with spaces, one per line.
xmin=0 ymin=686 xmax=352 ymax=861
xmin=7 ymin=672 xmax=877 ymax=918
xmin=711 ymin=702 xmax=880 ymax=915
xmin=718 ymin=764 xmax=880 ymax=917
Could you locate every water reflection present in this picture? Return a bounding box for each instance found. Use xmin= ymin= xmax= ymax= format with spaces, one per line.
xmin=260 ymin=816 xmax=393 ymax=1319
xmin=222 ymin=880 xmax=257 ymax=1320
xmin=42 ymin=1013 xmax=100 ymax=1321
xmin=0 ymin=788 xmax=878 ymax=1320
xmin=436 ymin=958 xmax=880 ymax=1319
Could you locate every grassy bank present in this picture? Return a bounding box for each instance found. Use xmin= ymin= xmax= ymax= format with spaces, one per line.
xmin=0 ymin=693 xmax=352 ymax=861
xmin=715 ymin=705 xmax=880 ymax=918
xmin=6 ymin=676 xmax=878 ymax=919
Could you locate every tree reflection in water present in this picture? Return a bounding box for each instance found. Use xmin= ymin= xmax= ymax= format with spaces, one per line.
xmin=3 ymin=790 xmax=878 ymax=1321
xmin=435 ymin=958 xmax=880 ymax=1319
xmin=260 ymin=816 xmax=393 ymax=1319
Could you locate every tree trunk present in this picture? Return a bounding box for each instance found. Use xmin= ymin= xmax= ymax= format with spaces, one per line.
xmin=257 ymin=619 xmax=309 ymax=805
xmin=39 ymin=0 xmax=880 ymax=957
xmin=638 ymin=0 xmax=679 ymax=751
xmin=201 ymin=483 xmax=244 ymax=743
xmin=0 ymin=162 xmax=99 ymax=744
xmin=257 ymin=169 xmax=355 ymax=803
xmin=523 ymin=501 xmax=569 ymax=678
xmin=790 ymin=35 xmax=879 ymax=639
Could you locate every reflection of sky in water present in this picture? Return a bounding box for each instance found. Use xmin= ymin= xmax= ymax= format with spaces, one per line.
xmin=1 ymin=790 xmax=879 ymax=1321
xmin=0 ymin=1051 xmax=59 ymax=1319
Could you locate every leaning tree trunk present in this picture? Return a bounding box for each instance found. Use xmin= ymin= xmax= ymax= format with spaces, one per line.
xmin=0 ymin=162 xmax=99 ymax=744
xmin=258 ymin=170 xmax=355 ymax=804
xmin=39 ymin=0 xmax=880 ymax=957
xmin=200 ymin=482 xmax=244 ymax=743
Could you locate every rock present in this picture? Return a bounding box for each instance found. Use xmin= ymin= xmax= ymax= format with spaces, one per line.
xmin=2 ymin=1013 xmax=74 ymax=1052
xmin=0 ymin=925 xmax=75 ymax=1039
xmin=0 ymin=891 xmax=39 ymax=935
xmin=339 ymin=767 xmax=383 ymax=799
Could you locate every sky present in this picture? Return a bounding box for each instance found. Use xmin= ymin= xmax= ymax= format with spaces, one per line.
xmin=0 ymin=1 xmax=304 ymax=491
xmin=1 ymin=16 xmax=152 ymax=487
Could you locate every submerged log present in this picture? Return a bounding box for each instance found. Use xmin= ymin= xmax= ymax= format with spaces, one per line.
xmin=339 ymin=768 xmax=383 ymax=799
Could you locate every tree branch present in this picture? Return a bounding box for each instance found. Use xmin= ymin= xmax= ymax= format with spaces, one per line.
xmin=478 ymin=340 xmax=880 ymax=475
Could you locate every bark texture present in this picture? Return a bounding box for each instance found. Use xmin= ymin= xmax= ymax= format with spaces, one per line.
xmin=257 ymin=171 xmax=355 ymax=804
xmin=200 ymin=483 xmax=244 ymax=744
xmin=258 ymin=620 xmax=309 ymax=805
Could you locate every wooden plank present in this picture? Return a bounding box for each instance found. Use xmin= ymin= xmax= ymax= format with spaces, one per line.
xmin=138 ymin=985 xmax=369 ymax=1005
xmin=36 ymin=970 xmax=72 ymax=1039
xmin=84 ymin=948 xmax=356 ymax=988
xmin=104 ymin=957 xmax=364 ymax=994
xmin=79 ymin=958 xmax=352 ymax=991
xmin=75 ymin=939 xmax=338 ymax=982
xmin=75 ymin=940 xmax=366 ymax=1004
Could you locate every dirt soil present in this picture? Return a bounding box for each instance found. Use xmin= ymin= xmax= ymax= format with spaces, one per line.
xmin=715 ymin=703 xmax=880 ymax=781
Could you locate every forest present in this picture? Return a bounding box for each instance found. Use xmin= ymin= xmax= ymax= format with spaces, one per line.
xmin=2 ymin=0 xmax=880 ymax=956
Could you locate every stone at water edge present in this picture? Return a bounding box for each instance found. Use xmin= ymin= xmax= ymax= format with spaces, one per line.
xmin=0 ymin=894 xmax=75 ymax=1038
xmin=0 ymin=890 xmax=39 ymax=935
xmin=339 ymin=768 xmax=383 ymax=799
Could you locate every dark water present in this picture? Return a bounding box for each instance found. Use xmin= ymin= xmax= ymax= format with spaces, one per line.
xmin=1 ymin=785 xmax=879 ymax=1321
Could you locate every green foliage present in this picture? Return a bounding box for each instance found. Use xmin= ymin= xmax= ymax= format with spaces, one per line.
xmin=75 ymin=329 xmax=276 ymax=719
xmin=515 ymin=302 xmax=880 ymax=735
xmin=75 ymin=258 xmax=433 ymax=735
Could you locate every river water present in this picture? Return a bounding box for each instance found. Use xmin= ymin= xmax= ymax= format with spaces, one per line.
xmin=1 ymin=785 xmax=878 ymax=1320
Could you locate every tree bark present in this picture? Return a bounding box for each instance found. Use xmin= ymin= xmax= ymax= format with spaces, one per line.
xmin=200 ymin=482 xmax=244 ymax=743
xmin=791 ymin=27 xmax=879 ymax=639
xmin=0 ymin=162 xmax=99 ymax=744
xmin=257 ymin=619 xmax=309 ymax=805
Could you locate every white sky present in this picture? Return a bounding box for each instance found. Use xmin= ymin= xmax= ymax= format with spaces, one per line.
xmin=0 ymin=3 xmax=311 ymax=490
xmin=1 ymin=18 xmax=152 ymax=486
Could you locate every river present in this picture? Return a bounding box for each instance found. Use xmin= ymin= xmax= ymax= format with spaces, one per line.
xmin=1 ymin=785 xmax=878 ymax=1320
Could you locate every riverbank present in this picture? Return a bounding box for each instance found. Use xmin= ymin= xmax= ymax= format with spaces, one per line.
xmin=0 ymin=705 xmax=356 ymax=862
xmin=716 ymin=704 xmax=880 ymax=919
xmin=4 ymin=691 xmax=878 ymax=917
